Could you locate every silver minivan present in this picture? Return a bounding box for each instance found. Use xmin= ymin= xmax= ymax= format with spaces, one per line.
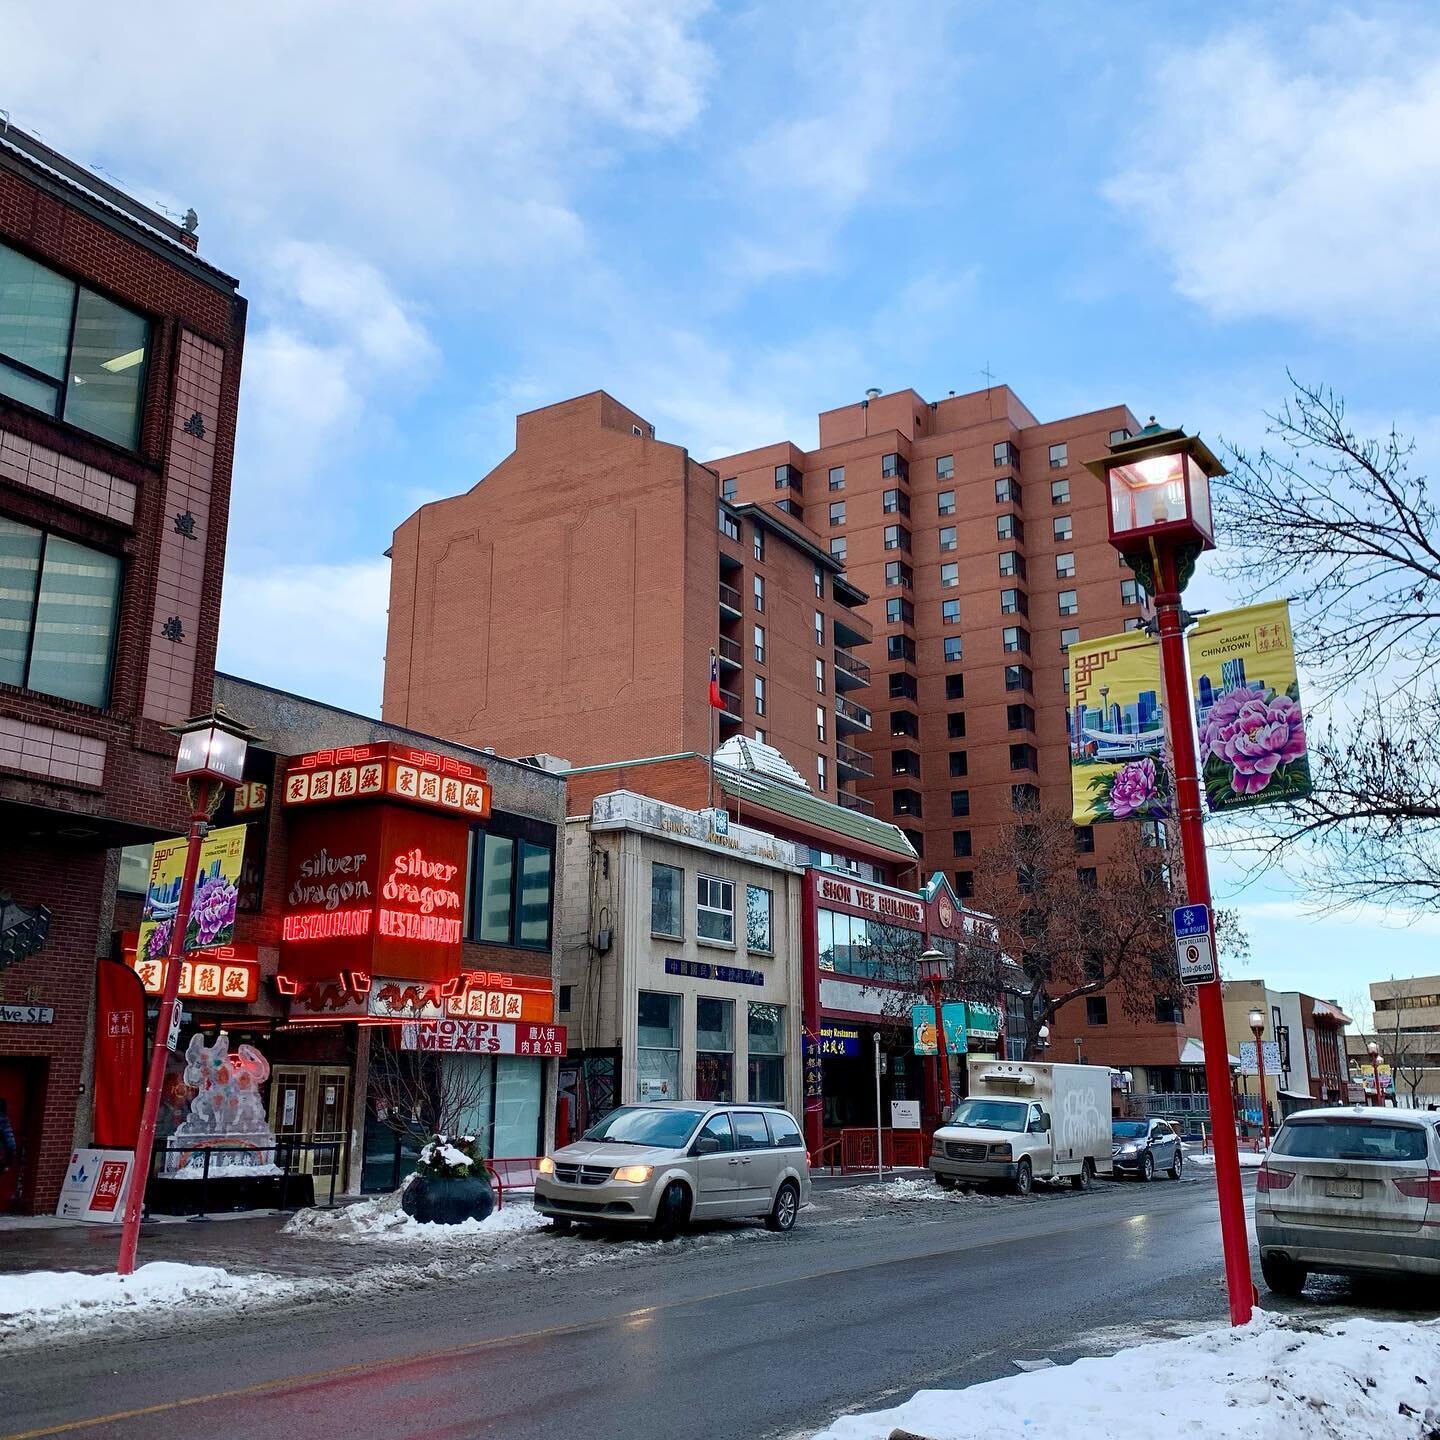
xmin=534 ymin=1101 xmax=811 ymax=1239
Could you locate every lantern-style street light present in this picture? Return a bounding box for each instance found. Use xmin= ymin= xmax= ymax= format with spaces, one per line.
xmin=117 ymin=708 xmax=255 ymax=1276
xmin=918 ymin=948 xmax=953 ymax=1119
xmin=1248 ymin=1007 xmax=1272 ymax=1151
xmin=1085 ymin=422 xmax=1255 ymax=1326
xmin=1367 ymin=1040 xmax=1384 ymax=1107
xmin=1035 ymin=1023 xmax=1051 ymax=1055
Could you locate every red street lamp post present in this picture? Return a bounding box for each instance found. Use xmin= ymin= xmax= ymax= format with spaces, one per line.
xmin=918 ymin=948 xmax=953 ymax=1119
xmin=1085 ymin=422 xmax=1255 ymax=1327
xmin=1368 ymin=1041 xmax=1384 ymax=1106
xmin=1248 ymin=1007 xmax=1272 ymax=1151
xmin=117 ymin=710 xmax=252 ymax=1276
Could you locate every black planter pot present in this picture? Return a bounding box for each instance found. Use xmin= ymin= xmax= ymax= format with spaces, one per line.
xmin=401 ymin=1171 xmax=495 ymax=1225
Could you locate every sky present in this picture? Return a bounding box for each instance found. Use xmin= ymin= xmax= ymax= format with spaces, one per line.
xmin=4 ymin=0 xmax=1438 ymax=1018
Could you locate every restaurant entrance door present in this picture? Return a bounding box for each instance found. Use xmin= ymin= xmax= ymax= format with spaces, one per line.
xmin=267 ymin=1065 xmax=350 ymax=1180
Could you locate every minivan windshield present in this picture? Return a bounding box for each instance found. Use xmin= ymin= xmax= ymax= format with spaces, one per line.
xmin=947 ymin=1099 xmax=1028 ymax=1132
xmin=1271 ymin=1118 xmax=1429 ymax=1162
xmin=582 ymin=1107 xmax=703 ymax=1149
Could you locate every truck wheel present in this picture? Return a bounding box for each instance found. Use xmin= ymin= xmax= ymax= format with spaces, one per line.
xmin=1070 ymin=1158 xmax=1095 ymax=1191
xmin=935 ymin=1175 xmax=958 ymax=1191
xmin=1140 ymin=1150 xmax=1155 ymax=1183
xmin=1260 ymin=1253 xmax=1307 ymax=1297
xmin=1012 ymin=1158 xmax=1033 ymax=1196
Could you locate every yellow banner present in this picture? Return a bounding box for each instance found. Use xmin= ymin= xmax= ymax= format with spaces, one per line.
xmin=1187 ymin=601 xmax=1311 ymax=812
xmin=1068 ymin=631 xmax=1170 ymax=824
xmin=136 ymin=824 xmax=248 ymax=966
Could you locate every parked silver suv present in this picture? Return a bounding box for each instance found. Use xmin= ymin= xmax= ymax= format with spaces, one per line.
xmin=534 ymin=1101 xmax=811 ymax=1239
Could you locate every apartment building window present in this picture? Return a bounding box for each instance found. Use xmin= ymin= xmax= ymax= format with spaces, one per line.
xmin=1086 ymin=996 xmax=1108 ymax=1026
xmin=883 ymin=488 xmax=910 ymax=516
xmin=993 ymin=441 xmax=1018 ymax=467
xmin=891 ymin=710 xmax=920 ymax=738
xmin=997 ymin=513 xmax=1024 ymax=542
xmin=892 ymin=749 xmax=921 ymax=777
xmin=815 ymin=658 xmax=825 ymax=693
xmin=1110 ymin=427 xmax=1132 ymax=446
xmin=1074 ymin=825 xmax=1095 ymax=853
xmin=830 ymin=537 xmax=847 ymax=563
xmin=1002 ymin=626 xmax=1030 ymax=654
xmin=0 ymin=520 xmax=121 ymax=707
xmin=953 ymin=830 xmax=972 ymax=858
xmin=817 ymin=754 xmax=827 ymax=793
xmin=1000 ymin=588 xmax=1028 ymax=616
xmin=940 ymin=562 xmax=959 ymax=589
xmin=951 ymin=790 xmax=970 ymax=817
xmin=943 ymin=636 xmax=963 ymax=663
xmin=638 ymin=991 xmax=681 ymax=1100
xmin=719 ymin=506 xmax=740 ymax=541
xmin=889 ymin=672 xmax=918 ymax=700
xmin=776 ymin=499 xmax=795 ymax=514
xmin=744 ymin=889 xmax=774 ymax=957
xmin=775 ymin=463 xmax=801 ymax=490
xmin=937 ymin=454 xmax=955 ymax=479
xmin=942 ymin=598 xmax=960 ymax=625
xmin=939 ymin=526 xmax=957 ymax=551
xmin=721 ymin=477 xmax=737 ymax=501
xmin=754 ymin=625 xmax=765 ymax=663
xmin=755 ymin=727 xmax=766 ymax=744
xmin=753 ymin=575 xmax=765 ymax=611
xmin=884 ymin=524 xmax=911 ymax=552
xmin=1058 ymin=589 xmax=1079 ymax=616
xmin=747 ymin=1002 xmax=785 ymax=1101
xmin=809 ymin=611 xmax=822 ymax=647
xmin=886 ymin=560 xmax=913 ymax=588
xmin=1155 ymin=997 xmax=1184 ymax=1024
xmin=888 ymin=634 xmax=916 ymax=663
xmin=953 ymin=871 xmax=974 ymax=899
xmin=885 ymin=597 xmax=914 ymax=626
xmin=1012 ymin=782 xmax=1040 ymax=810
xmin=1010 ymin=743 xmax=1038 ymax=772
xmin=1121 ymin=578 xmax=1144 ymax=605
xmin=882 ymin=452 xmax=909 ymax=480
xmin=814 ymin=565 xmax=824 ymax=598
xmin=1049 ymin=442 xmax=1068 ymax=469
xmin=998 ymin=551 xmax=1026 ymax=579
xmin=1056 ymin=552 xmax=1076 ymax=579
xmin=1125 ymin=617 xmax=1144 ymax=633
xmin=651 ymin=862 xmax=684 ymax=938
xmin=1007 ymin=703 xmax=1036 ymax=731
xmin=1051 ymin=478 xmax=1070 ymax=506
xmin=949 ymin=751 xmax=968 ymax=778
xmin=1061 ymin=627 xmax=1080 ymax=652
xmin=947 ymin=712 xmax=966 ymax=739
xmin=697 ymin=875 xmax=735 ymax=945
xmin=829 ymin=500 xmax=846 ymax=526
xmin=995 ymin=476 xmax=1020 ymax=505
xmin=828 ymin=466 xmax=846 ymax=490
xmin=945 ymin=673 xmax=965 ymax=700
xmin=893 ymin=789 xmax=922 ymax=818
xmin=1053 ymin=515 xmax=1072 ymax=541
xmin=752 ymin=527 xmax=765 ymax=563
xmin=1005 ymin=663 xmax=1033 ymax=692
xmin=696 ymin=997 xmax=735 ymax=1100
xmin=0 ymin=241 xmax=151 ymax=449
xmin=754 ymin=675 xmax=766 ymax=714
xmin=468 ymin=817 xmax=556 ymax=949
xmin=937 ymin=489 xmax=955 ymax=516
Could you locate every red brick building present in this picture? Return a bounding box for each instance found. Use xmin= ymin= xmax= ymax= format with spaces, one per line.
xmin=0 ymin=125 xmax=246 ymax=1212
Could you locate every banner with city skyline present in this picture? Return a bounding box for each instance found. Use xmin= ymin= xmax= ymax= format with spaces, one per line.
xmin=1187 ymin=600 xmax=1311 ymax=812
xmin=1068 ymin=630 xmax=1170 ymax=825
xmin=136 ymin=824 xmax=248 ymax=965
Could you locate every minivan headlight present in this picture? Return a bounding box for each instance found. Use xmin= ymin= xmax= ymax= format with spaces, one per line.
xmin=537 ymin=1156 xmax=555 ymax=1175
xmin=614 ymin=1164 xmax=654 ymax=1184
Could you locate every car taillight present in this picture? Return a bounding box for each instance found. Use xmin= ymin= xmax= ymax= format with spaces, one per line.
xmin=1255 ymin=1166 xmax=1295 ymax=1192
xmin=1392 ymin=1172 xmax=1440 ymax=1202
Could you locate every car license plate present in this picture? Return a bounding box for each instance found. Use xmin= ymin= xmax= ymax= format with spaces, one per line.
xmin=1325 ymin=1178 xmax=1363 ymax=1199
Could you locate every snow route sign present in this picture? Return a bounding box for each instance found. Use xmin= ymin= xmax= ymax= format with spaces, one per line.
xmin=1173 ymin=904 xmax=1215 ymax=985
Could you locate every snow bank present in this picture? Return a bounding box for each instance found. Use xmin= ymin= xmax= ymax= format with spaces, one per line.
xmin=846 ymin=1178 xmax=991 ymax=1205
xmin=811 ymin=1312 xmax=1440 ymax=1439
xmin=1186 ymin=1149 xmax=1265 ymax=1168
xmin=283 ymin=1191 xmax=547 ymax=1246
xmin=0 ymin=1262 xmax=289 ymax=1326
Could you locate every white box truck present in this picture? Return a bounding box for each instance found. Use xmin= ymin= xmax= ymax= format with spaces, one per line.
xmin=929 ymin=1058 xmax=1115 ymax=1195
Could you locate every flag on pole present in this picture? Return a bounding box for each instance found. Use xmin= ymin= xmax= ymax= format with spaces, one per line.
xmin=709 ymin=651 xmax=724 ymax=709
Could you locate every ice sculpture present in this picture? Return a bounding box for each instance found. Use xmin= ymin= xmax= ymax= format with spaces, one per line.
xmin=167 ymin=1032 xmax=282 ymax=1176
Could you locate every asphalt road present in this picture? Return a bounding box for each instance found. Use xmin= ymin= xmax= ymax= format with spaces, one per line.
xmin=2 ymin=1171 xmax=1432 ymax=1440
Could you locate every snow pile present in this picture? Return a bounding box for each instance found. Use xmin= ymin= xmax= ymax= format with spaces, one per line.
xmin=848 ymin=1178 xmax=985 ymax=1204
xmin=283 ymin=1191 xmax=547 ymax=1246
xmin=420 ymin=1139 xmax=476 ymax=1171
xmin=811 ymin=1312 xmax=1440 ymax=1439
xmin=1186 ymin=1148 xmax=1265 ymax=1168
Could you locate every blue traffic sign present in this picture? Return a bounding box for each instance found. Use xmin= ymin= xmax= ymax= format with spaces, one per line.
xmin=1173 ymin=904 xmax=1211 ymax=939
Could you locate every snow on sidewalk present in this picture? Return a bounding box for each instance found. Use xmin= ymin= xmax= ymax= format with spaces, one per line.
xmin=283 ymin=1191 xmax=548 ymax=1246
xmin=811 ymin=1311 xmax=1440 ymax=1439
xmin=1186 ymin=1149 xmax=1266 ymax=1168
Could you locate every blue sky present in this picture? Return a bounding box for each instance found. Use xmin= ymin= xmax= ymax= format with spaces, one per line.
xmin=5 ymin=0 xmax=1439 ymax=1015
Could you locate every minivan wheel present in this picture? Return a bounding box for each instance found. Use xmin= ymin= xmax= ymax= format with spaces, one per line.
xmin=1013 ymin=1157 xmax=1033 ymax=1196
xmin=652 ymin=1181 xmax=690 ymax=1241
xmin=1140 ymin=1150 xmax=1155 ymax=1182
xmin=765 ymin=1180 xmax=800 ymax=1232
xmin=1070 ymin=1158 xmax=1095 ymax=1191
xmin=1260 ymin=1252 xmax=1308 ymax=1297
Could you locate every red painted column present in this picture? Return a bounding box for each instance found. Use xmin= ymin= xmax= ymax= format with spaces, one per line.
xmin=800 ymin=871 xmax=823 ymax=1159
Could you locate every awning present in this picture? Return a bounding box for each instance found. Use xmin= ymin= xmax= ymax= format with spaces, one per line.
xmin=1179 ymin=1037 xmax=1242 ymax=1068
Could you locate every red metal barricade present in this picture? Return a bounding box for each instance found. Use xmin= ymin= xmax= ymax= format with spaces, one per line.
xmin=484 ymin=1157 xmax=544 ymax=1210
xmin=838 ymin=1128 xmax=928 ymax=1173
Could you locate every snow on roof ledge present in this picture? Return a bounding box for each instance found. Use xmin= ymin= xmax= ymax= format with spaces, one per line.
xmin=713 ymin=735 xmax=810 ymax=790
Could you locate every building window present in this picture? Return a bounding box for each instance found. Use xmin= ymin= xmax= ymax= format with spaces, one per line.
xmin=0 ymin=241 xmax=151 ymax=450
xmin=892 ymin=749 xmax=920 ymax=777
xmin=1125 ymin=617 xmax=1143 ymax=633
xmin=829 ymin=500 xmax=846 ymax=526
xmin=997 ymin=513 xmax=1025 ymax=542
xmin=884 ymin=524 xmax=911 ymax=552
xmin=1086 ymin=996 xmax=1109 ymax=1026
xmin=754 ymin=674 xmax=766 ymax=714
xmin=816 ymin=657 xmax=825 ymax=693
xmin=999 ymin=550 xmax=1026 ymax=579
xmin=814 ymin=565 xmax=824 ymax=598
xmin=882 ymin=453 xmax=908 ymax=480
xmin=893 ymin=789 xmax=922 ymax=817
xmin=947 ymin=712 xmax=966 ymax=738
xmin=752 ymin=527 xmax=765 ymax=563
xmin=1012 ymin=782 xmax=1040 ymax=810
xmin=887 ymin=634 xmax=916 ymax=663
xmin=940 ymin=561 xmax=959 ymax=589
xmin=1155 ymin=997 xmax=1184 ymax=1024
xmin=885 ymin=596 xmax=912 ymax=627
xmin=559 ymin=985 xmax=573 ymax=1013
xmin=994 ymin=441 xmax=1018 ymax=467
xmin=753 ymin=575 xmax=765 ymax=611
xmin=1060 ymin=627 xmax=1080 ymax=652
xmin=937 ymin=454 xmax=954 ymax=479
xmin=939 ymin=526 xmax=957 ymax=552
xmin=1051 ymin=478 xmax=1070 ymax=506
xmin=828 ymin=466 xmax=846 ymax=490
xmin=754 ymin=624 xmax=765 ymax=663
xmin=1110 ymin=427 xmax=1132 ymax=446
xmin=885 ymin=560 xmax=913 ymax=588
xmin=1007 ymin=703 xmax=1035 ymax=731
xmin=775 ymin=463 xmax=801 ymax=491
xmin=467 ymin=817 xmax=557 ymax=949
xmin=697 ymin=875 xmax=735 ymax=945
xmin=1058 ymin=589 xmax=1078 ymax=616
xmin=995 ymin=476 xmax=1020 ymax=505
xmin=891 ymin=709 xmax=920 ymax=738
xmin=1000 ymin=588 xmax=1028 ymax=616
xmin=949 ymin=751 xmax=968 ymax=778
xmin=830 ymin=536 xmax=847 ymax=563
xmin=1056 ymin=552 xmax=1076 ymax=578
xmin=945 ymin=673 xmax=965 ymax=700
xmin=1049 ymin=442 xmax=1068 ymax=470
xmin=815 ymin=610 xmax=825 ymax=645
xmin=721 ymin=477 xmax=737 ymax=501
xmin=816 ymin=704 xmax=827 ymax=743
xmin=953 ymin=830 xmax=972 ymax=858
xmin=746 ymin=886 xmax=773 ymax=954
xmin=890 ymin=672 xmax=918 ymax=700
xmin=651 ymin=862 xmax=684 ymax=937
xmin=1077 ymin=867 xmax=1098 ymax=888
xmin=1005 ymin=663 xmax=1033 ymax=692
xmin=696 ymin=997 xmax=735 ymax=1101
xmin=755 ymin=727 xmax=766 ymax=744
xmin=747 ymin=1002 xmax=785 ymax=1102
xmin=951 ymin=790 xmax=970 ymax=817
xmin=938 ymin=489 xmax=955 ymax=516
xmin=638 ymin=991 xmax=681 ymax=1100
xmin=776 ymin=499 xmax=794 ymax=514
xmin=0 ymin=520 xmax=121 ymax=707
xmin=1053 ymin=515 xmax=1072 ymax=542
xmin=942 ymin=598 xmax=960 ymax=625
xmin=1121 ymin=578 xmax=1144 ymax=605
xmin=883 ymin=488 xmax=909 ymax=516
xmin=1074 ymin=825 xmax=1095 ymax=853
xmin=944 ymin=636 xmax=963 ymax=663
xmin=1010 ymin=743 xmax=1038 ymax=772
xmin=817 ymin=754 xmax=827 ymax=793
xmin=1002 ymin=626 xmax=1030 ymax=654
xmin=953 ymin=870 xmax=974 ymax=899
xmin=719 ymin=506 xmax=740 ymax=541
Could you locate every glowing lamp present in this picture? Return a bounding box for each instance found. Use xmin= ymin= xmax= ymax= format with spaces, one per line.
xmin=1247 ymin=1008 xmax=1265 ymax=1034
xmin=171 ymin=708 xmax=253 ymax=787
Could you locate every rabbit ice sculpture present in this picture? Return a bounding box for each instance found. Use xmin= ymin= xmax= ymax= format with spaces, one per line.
xmin=171 ymin=1032 xmax=277 ymax=1164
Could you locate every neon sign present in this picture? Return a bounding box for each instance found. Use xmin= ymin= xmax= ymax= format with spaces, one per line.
xmin=282 ymin=910 xmax=372 ymax=942
xmin=281 ymin=742 xmax=491 ymax=819
xmin=122 ymin=936 xmax=260 ymax=1003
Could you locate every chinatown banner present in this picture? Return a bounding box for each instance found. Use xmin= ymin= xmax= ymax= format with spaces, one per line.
xmin=1068 ymin=630 xmax=1169 ymax=824
xmin=136 ymin=825 xmax=248 ymax=967
xmin=92 ymin=959 xmax=146 ymax=1147
xmin=1187 ymin=601 xmax=1311 ymax=812
xmin=911 ymin=1002 xmax=967 ymax=1056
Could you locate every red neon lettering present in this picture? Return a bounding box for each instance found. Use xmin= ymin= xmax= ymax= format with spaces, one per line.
xmin=282 ymin=910 xmax=373 ymax=942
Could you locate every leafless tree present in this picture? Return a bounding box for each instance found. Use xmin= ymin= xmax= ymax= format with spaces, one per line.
xmin=367 ymin=1034 xmax=496 ymax=1143
xmin=1211 ymin=376 xmax=1440 ymax=909
xmin=1357 ymin=996 xmax=1430 ymax=1108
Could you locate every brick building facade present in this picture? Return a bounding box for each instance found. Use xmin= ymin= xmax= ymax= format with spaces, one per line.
xmin=0 ymin=126 xmax=246 ymax=1212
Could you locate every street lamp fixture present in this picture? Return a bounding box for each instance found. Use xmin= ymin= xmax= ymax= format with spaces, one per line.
xmin=1367 ymin=1041 xmax=1384 ymax=1106
xmin=1248 ymin=1007 xmax=1271 ymax=1152
xmin=172 ymin=709 xmax=250 ymax=786
xmin=1036 ymin=1023 xmax=1050 ymax=1052
xmin=918 ymin=948 xmax=953 ymax=1120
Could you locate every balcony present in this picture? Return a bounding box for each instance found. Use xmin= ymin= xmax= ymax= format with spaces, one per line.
xmin=834 ymin=695 xmax=872 ymax=734
xmin=718 ymin=581 xmax=743 ymax=619
xmin=835 ymin=740 xmax=872 ymax=780
xmin=717 ymin=635 xmax=742 ymax=670
xmin=838 ymin=789 xmax=875 ymax=815
xmin=718 ymin=686 xmax=742 ymax=721
xmin=833 ymin=647 xmax=870 ymax=691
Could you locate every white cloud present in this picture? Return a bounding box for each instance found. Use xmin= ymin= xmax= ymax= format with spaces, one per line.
xmin=1105 ymin=14 xmax=1440 ymax=334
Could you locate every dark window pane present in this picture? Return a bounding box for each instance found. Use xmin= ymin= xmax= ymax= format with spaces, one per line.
xmin=65 ymin=289 xmax=149 ymax=448
xmin=477 ymin=833 xmax=515 ymax=943
xmin=518 ymin=839 xmax=553 ymax=946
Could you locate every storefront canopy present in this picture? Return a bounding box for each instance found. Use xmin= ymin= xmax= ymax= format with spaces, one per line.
xmin=1179 ymin=1037 xmax=1242 ymax=1068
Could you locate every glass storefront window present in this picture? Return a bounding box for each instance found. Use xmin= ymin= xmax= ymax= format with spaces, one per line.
xmin=747 ymin=1002 xmax=785 ymax=1104
xmin=638 ymin=990 xmax=681 ymax=1101
xmin=492 ymin=1056 xmax=542 ymax=1157
xmin=816 ymin=908 xmax=921 ymax=982
xmin=696 ymin=996 xmax=734 ymax=1101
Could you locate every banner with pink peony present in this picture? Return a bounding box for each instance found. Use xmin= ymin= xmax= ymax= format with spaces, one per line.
xmin=1068 ymin=630 xmax=1171 ymax=825
xmin=1187 ymin=601 xmax=1311 ymax=812
xmin=136 ymin=824 xmax=248 ymax=966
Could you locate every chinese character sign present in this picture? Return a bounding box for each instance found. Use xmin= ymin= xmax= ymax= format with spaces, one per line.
xmin=1187 ymin=600 xmax=1311 ymax=812
xmin=136 ymin=825 xmax=247 ymax=966
xmin=1068 ymin=631 xmax=1170 ymax=825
